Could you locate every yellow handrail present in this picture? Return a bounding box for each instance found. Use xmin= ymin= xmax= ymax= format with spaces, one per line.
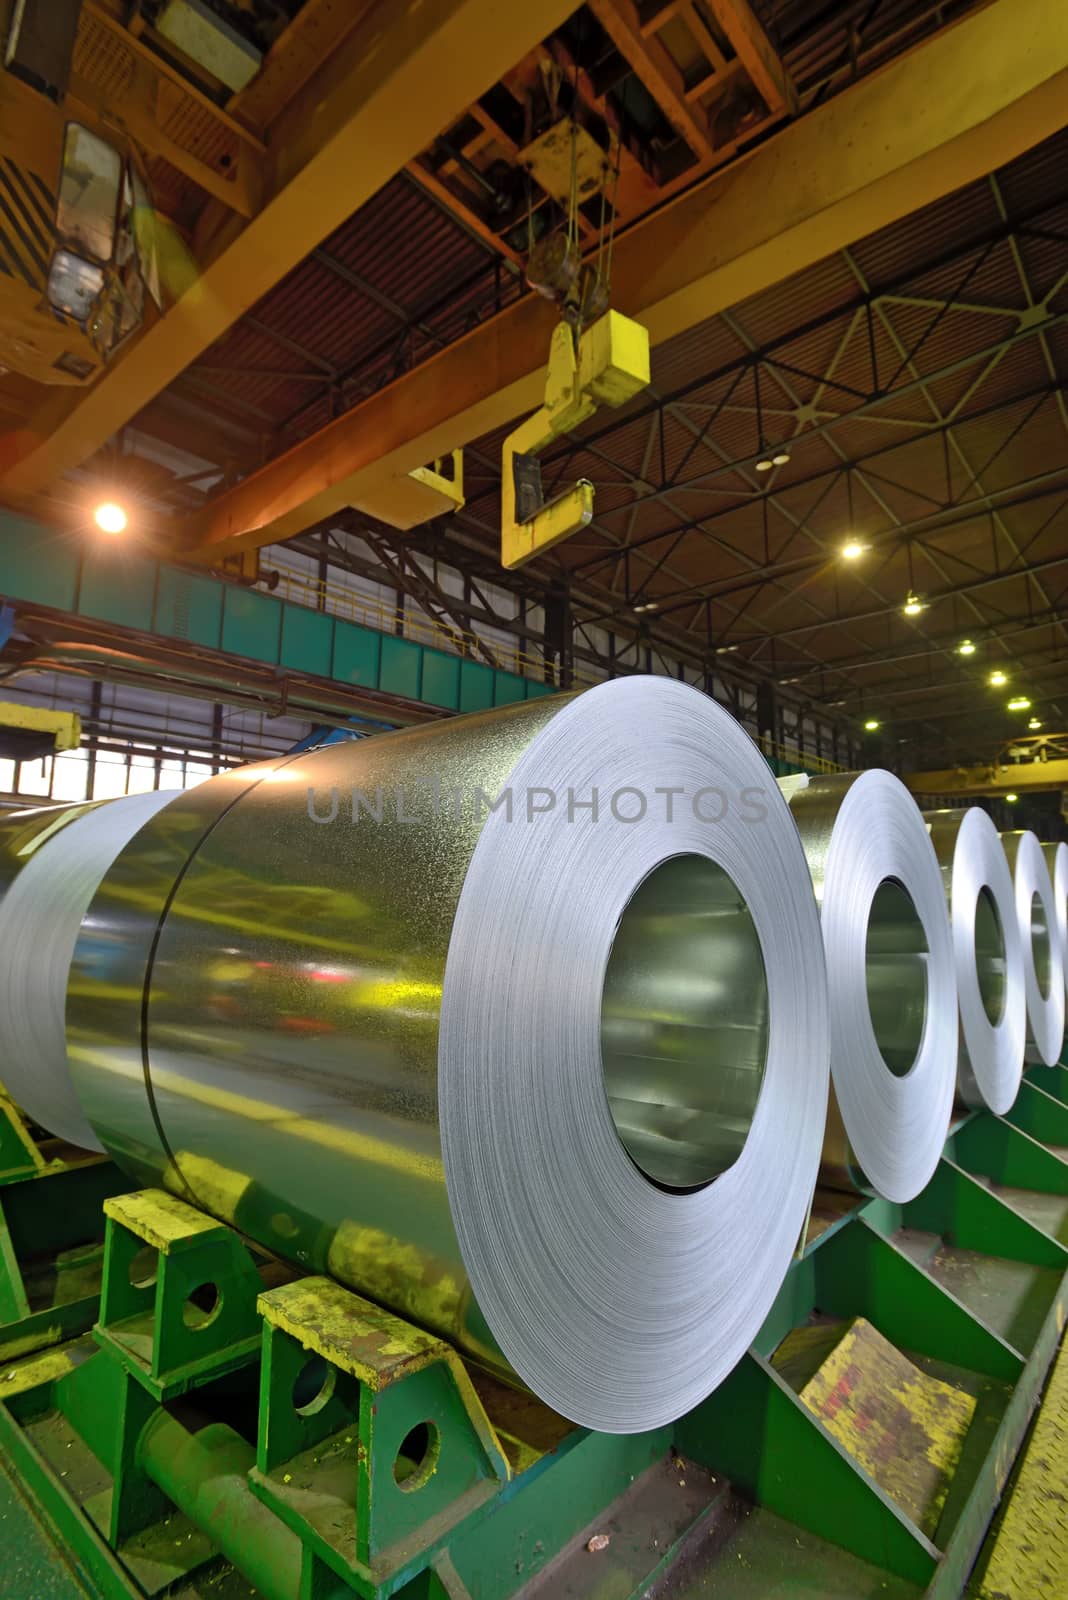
xmin=264 ymin=565 xmax=849 ymax=761
xmin=757 ymin=735 xmax=845 ymax=775
xmin=266 ymin=559 xmax=569 ymax=687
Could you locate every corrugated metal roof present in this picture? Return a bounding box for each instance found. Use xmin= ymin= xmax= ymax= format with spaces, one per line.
xmin=117 ymin=5 xmax=1065 ymax=758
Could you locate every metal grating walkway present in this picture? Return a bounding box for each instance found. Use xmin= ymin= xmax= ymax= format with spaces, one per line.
xmin=973 ymin=1331 xmax=1068 ymax=1599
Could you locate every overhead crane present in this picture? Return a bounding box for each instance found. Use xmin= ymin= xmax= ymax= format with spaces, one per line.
xmin=905 ymin=733 xmax=1068 ymax=799
xmin=163 ymin=0 xmax=1068 ymax=565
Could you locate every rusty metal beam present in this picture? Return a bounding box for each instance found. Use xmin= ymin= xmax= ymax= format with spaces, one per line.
xmin=702 ymin=0 xmax=797 ymax=115
xmin=588 ymin=0 xmax=715 ymax=160
xmin=0 ymin=0 xmax=577 ymax=501
xmin=73 ymin=3 xmax=266 ymax=215
xmin=170 ymin=0 xmax=1068 ymax=562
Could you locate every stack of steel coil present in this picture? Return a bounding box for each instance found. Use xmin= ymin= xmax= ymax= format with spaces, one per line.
xmin=0 ymin=678 xmax=1063 ymax=1429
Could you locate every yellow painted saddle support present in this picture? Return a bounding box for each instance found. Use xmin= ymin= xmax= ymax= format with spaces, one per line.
xmin=501 ymin=310 xmax=649 ymax=570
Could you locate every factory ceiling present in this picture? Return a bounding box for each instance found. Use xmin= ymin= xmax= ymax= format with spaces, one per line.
xmin=0 ymin=0 xmax=1065 ymax=767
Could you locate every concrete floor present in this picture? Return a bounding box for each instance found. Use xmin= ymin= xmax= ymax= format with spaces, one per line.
xmin=0 ymin=1459 xmax=87 ymax=1599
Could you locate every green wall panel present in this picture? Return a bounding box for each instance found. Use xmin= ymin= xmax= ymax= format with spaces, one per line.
xmin=0 ymin=515 xmax=79 ymax=612
xmin=0 ymin=512 xmax=557 ymax=722
xmin=155 ymin=567 xmax=223 ymax=649
xmin=380 ymin=634 xmax=422 ymax=700
xmin=222 ymin=587 xmax=282 ymax=664
xmin=459 ymin=659 xmax=495 ymax=713
xmin=493 ymin=671 xmax=526 ymax=706
xmin=421 ymin=649 xmax=461 ymax=710
xmin=281 ymin=603 xmax=333 ymax=678
xmin=333 ymin=620 xmax=381 ymax=687
xmin=79 ymin=550 xmax=158 ymax=631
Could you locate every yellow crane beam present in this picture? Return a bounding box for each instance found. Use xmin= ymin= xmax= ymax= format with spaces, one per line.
xmin=904 ymin=759 xmax=1068 ymax=799
xmin=168 ymin=0 xmax=1068 ymax=562
xmin=0 ymin=702 xmax=81 ymax=753
xmin=0 ymin=0 xmax=578 ymax=501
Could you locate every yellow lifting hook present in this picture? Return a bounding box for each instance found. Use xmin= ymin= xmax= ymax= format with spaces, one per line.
xmin=501 ymin=310 xmax=650 ymax=570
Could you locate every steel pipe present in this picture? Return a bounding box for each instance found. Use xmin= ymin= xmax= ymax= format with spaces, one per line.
xmin=138 ymin=1412 xmax=301 ymax=1600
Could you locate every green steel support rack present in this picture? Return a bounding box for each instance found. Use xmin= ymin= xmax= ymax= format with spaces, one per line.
xmin=0 ymin=1088 xmax=129 ymax=1363
xmin=1 ymin=1077 xmax=1067 ymax=1599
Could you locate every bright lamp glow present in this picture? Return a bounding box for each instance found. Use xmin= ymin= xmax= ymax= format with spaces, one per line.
xmin=988 ymin=670 xmax=1007 ymax=688
xmin=1007 ymin=696 xmax=1031 ymax=712
xmin=841 ymin=540 xmax=865 ymax=561
xmin=1005 ymin=793 xmax=1018 ymax=803
xmin=864 ymin=718 xmax=880 ymax=731
xmin=957 ymin=638 xmax=976 ymax=656
xmin=1028 ymin=718 xmax=1042 ymax=731
xmin=94 ymin=501 xmax=127 ymax=534
xmin=902 ymin=593 xmax=925 ymax=617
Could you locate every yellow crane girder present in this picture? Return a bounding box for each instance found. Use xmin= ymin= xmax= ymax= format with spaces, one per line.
xmin=164 ymin=0 xmax=1068 ymax=561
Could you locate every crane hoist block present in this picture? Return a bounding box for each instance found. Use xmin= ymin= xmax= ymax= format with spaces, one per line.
xmin=502 ymin=310 xmax=650 ymax=569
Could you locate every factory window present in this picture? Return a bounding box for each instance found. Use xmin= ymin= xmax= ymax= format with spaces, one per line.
xmin=17 ymin=757 xmax=52 ymax=797
xmin=52 ymin=750 xmax=89 ymax=802
xmin=184 ymin=755 xmax=213 ymax=789
xmin=0 ymin=758 xmax=14 ymax=795
xmin=126 ymin=752 xmax=158 ymax=795
xmin=47 ymin=250 xmax=106 ymax=327
xmin=91 ymin=750 xmax=129 ymax=801
xmin=56 ymin=125 xmax=121 ymax=264
xmin=160 ymin=754 xmax=185 ymax=789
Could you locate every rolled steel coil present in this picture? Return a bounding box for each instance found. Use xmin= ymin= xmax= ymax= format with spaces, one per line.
xmin=786 ymin=771 xmax=956 ymax=1202
xmin=0 ymin=800 xmax=99 ymax=905
xmin=0 ymin=790 xmax=179 ymax=1148
xmin=66 ymin=680 xmax=830 ymax=1431
xmin=1041 ymin=840 xmax=1068 ymax=1007
xmin=926 ymin=807 xmax=1025 ymax=1112
xmin=1002 ymin=830 xmax=1065 ymax=1065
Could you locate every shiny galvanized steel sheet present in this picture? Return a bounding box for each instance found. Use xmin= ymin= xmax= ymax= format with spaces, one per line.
xmin=68 ymin=681 xmax=829 ymax=1429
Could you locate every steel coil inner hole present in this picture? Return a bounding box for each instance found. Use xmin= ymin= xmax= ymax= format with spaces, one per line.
xmin=866 ymin=877 xmax=929 ymax=1077
xmin=600 ymin=854 xmax=770 ymax=1192
xmin=974 ymin=886 xmax=1007 ymax=1027
xmin=1030 ymin=891 xmax=1053 ymax=1000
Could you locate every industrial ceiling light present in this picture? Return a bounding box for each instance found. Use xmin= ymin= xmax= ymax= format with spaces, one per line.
xmin=841 ymin=540 xmax=866 ymax=561
xmin=988 ymin=669 xmax=1008 ymax=687
xmin=902 ymin=593 xmax=925 ymax=617
xmin=957 ymin=638 xmax=976 ymax=656
xmin=1007 ymin=696 xmax=1031 ymax=712
xmin=93 ymin=500 xmax=127 ymax=534
xmin=1028 ymin=718 xmax=1043 ymax=731
xmin=864 ymin=718 xmax=880 ymax=731
xmin=752 ymin=367 xmax=790 ymax=473
xmin=1005 ymin=792 xmax=1019 ymax=803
